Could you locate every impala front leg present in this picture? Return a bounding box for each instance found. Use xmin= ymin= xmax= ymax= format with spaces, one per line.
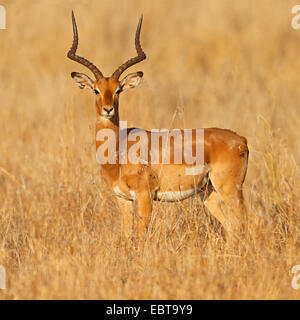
xmin=134 ymin=190 xmax=153 ymax=239
xmin=116 ymin=197 xmax=134 ymax=240
xmin=125 ymin=166 xmax=158 ymax=240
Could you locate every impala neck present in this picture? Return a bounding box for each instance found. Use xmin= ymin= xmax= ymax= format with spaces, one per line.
xmin=95 ymin=114 xmax=121 ymax=175
xmin=96 ymin=114 xmax=120 ymax=131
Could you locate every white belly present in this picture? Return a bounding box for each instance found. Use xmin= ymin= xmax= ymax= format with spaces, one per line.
xmin=113 ymin=186 xmax=136 ymax=201
xmin=114 ymin=186 xmax=203 ymax=202
xmin=154 ymin=189 xmax=196 ymax=202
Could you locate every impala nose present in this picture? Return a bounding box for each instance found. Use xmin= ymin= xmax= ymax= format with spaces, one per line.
xmin=104 ymin=107 xmax=113 ymax=114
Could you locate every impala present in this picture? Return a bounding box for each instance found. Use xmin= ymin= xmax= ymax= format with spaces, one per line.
xmin=67 ymin=12 xmax=249 ymax=241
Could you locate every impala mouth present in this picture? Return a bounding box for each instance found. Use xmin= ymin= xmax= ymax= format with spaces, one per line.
xmin=101 ymin=113 xmax=114 ymax=119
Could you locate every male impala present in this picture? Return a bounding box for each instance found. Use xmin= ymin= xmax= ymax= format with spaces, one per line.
xmin=67 ymin=12 xmax=249 ymax=241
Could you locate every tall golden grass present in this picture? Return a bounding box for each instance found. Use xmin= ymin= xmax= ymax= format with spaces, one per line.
xmin=0 ymin=0 xmax=299 ymax=299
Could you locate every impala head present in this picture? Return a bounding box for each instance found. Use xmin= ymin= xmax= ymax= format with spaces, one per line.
xmin=67 ymin=12 xmax=146 ymax=120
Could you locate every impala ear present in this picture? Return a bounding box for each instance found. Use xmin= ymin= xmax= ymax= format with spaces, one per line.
xmin=120 ymin=72 xmax=143 ymax=91
xmin=71 ymin=72 xmax=94 ymax=91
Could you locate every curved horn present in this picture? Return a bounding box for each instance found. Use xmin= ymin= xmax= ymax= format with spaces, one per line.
xmin=67 ymin=11 xmax=104 ymax=80
xmin=112 ymin=15 xmax=146 ymax=80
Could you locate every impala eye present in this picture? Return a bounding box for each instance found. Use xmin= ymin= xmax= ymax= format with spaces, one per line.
xmin=115 ymin=88 xmax=122 ymax=95
xmin=94 ymin=89 xmax=100 ymax=95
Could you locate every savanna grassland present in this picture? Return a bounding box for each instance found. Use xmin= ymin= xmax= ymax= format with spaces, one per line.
xmin=0 ymin=0 xmax=299 ymax=299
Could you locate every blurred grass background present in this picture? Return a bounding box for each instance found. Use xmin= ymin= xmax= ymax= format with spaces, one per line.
xmin=0 ymin=0 xmax=299 ymax=299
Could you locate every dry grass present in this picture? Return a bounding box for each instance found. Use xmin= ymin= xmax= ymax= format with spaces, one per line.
xmin=0 ymin=0 xmax=300 ymax=299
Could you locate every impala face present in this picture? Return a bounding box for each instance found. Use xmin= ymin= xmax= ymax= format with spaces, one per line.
xmin=71 ymin=72 xmax=143 ymax=120
xmin=67 ymin=11 xmax=146 ymax=121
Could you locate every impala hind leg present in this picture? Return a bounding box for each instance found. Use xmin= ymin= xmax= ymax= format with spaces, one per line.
xmin=205 ymin=159 xmax=248 ymax=242
xmin=116 ymin=197 xmax=134 ymax=240
xmin=204 ymin=189 xmax=247 ymax=239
